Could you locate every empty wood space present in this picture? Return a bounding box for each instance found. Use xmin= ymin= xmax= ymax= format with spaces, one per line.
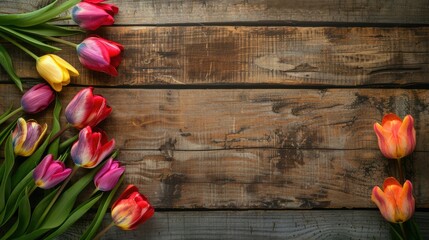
xmin=1 ymin=0 xmax=429 ymax=239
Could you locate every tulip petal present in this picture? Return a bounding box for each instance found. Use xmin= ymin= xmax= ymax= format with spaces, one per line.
xmin=397 ymin=180 xmax=415 ymax=222
xmin=371 ymin=186 xmax=396 ymax=223
xmin=66 ymin=87 xmax=94 ymax=128
xmin=37 ymin=56 xmax=64 ymax=84
xmin=33 ymin=154 xmax=54 ymax=182
xmin=374 ymin=123 xmax=397 ymax=159
xmin=382 ymin=113 xmax=402 ymax=126
xmin=51 ymin=54 xmax=79 ymax=76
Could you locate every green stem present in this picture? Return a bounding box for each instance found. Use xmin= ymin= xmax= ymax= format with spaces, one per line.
xmin=43 ymin=35 xmax=78 ymax=48
xmin=49 ymin=16 xmax=72 ymax=22
xmin=35 ymin=165 xmax=79 ymax=229
xmin=49 ymin=123 xmax=72 ymax=145
xmin=28 ymin=184 xmax=37 ymax=196
xmin=399 ymin=222 xmax=408 ymax=240
xmin=93 ymin=222 xmax=115 ymax=240
xmin=0 ymin=30 xmax=38 ymax=60
xmin=0 ymin=106 xmax=23 ymax=126
xmin=397 ymin=158 xmax=404 ymax=183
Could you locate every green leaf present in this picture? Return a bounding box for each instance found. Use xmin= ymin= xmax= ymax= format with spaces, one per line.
xmin=0 ymin=1 xmax=58 ymax=27
xmin=47 ymin=96 xmax=61 ymax=158
xmin=0 ymin=44 xmax=23 ymax=91
xmin=44 ymin=193 xmax=103 ymax=240
xmin=11 ymin=23 xmax=84 ymax=37
xmin=389 ymin=223 xmax=404 ymax=240
xmin=0 ymin=171 xmax=33 ymax=227
xmin=12 ymin=187 xmax=32 ymax=237
xmin=39 ymin=164 xmax=103 ymax=229
xmin=0 ymin=26 xmax=61 ymax=52
xmin=12 ymin=133 xmax=51 ymax=187
xmin=81 ymin=176 xmax=124 ymax=240
xmin=0 ymin=118 xmax=18 ymax=147
xmin=26 ymin=189 xmax=57 ymax=233
xmin=0 ymin=0 xmax=81 ymax=27
xmin=0 ymin=135 xmax=15 ymax=216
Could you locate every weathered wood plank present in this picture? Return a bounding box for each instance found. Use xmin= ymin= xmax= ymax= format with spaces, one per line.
xmin=62 ymin=211 xmax=429 ymax=240
xmin=1 ymin=86 xmax=428 ymax=152
xmin=1 ymin=27 xmax=428 ymax=86
xmin=113 ymin=149 xmax=429 ymax=209
xmin=4 ymin=0 xmax=429 ymax=25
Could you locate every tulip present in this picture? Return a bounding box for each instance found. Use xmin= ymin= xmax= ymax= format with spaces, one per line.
xmin=36 ymin=54 xmax=79 ymax=92
xmin=71 ymin=126 xmax=115 ymax=168
xmin=76 ymin=36 xmax=123 ymax=76
xmin=12 ymin=118 xmax=47 ymax=157
xmin=94 ymin=158 xmax=125 ymax=191
xmin=71 ymin=0 xmax=118 ymax=31
xmin=111 ymin=185 xmax=154 ymax=230
xmin=374 ymin=113 xmax=416 ymax=159
xmin=65 ymin=87 xmax=112 ymax=129
xmin=371 ymin=177 xmax=415 ymax=223
xmin=21 ymin=83 xmax=55 ymax=114
xmin=33 ymin=154 xmax=72 ymax=189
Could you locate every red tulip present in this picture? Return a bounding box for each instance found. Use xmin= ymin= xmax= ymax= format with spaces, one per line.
xmin=72 ymin=0 xmax=118 ymax=31
xmin=111 ymin=185 xmax=154 ymax=230
xmin=65 ymin=87 xmax=112 ymax=129
xmin=71 ymin=126 xmax=115 ymax=168
xmin=374 ymin=113 xmax=416 ymax=159
xmin=371 ymin=177 xmax=415 ymax=223
xmin=76 ymin=36 xmax=123 ymax=76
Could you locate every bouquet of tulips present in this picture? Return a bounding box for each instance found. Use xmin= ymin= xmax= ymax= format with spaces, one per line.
xmin=0 ymin=1 xmax=154 ymax=239
xmin=0 ymin=0 xmax=123 ymax=92
xmin=371 ymin=114 xmax=422 ymax=239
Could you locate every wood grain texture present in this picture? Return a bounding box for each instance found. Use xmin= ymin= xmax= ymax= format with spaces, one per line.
xmin=61 ymin=211 xmax=429 ymax=240
xmin=3 ymin=0 xmax=429 ymax=25
xmin=1 ymin=86 xmax=429 ymax=152
xmin=1 ymin=27 xmax=429 ymax=86
xmin=1 ymin=85 xmax=428 ymax=209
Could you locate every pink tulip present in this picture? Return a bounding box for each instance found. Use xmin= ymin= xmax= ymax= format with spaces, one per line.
xmin=71 ymin=126 xmax=115 ymax=168
xmin=372 ymin=177 xmax=415 ymax=223
xmin=72 ymin=0 xmax=118 ymax=31
xmin=374 ymin=113 xmax=416 ymax=159
xmin=65 ymin=87 xmax=112 ymax=129
xmin=33 ymin=154 xmax=72 ymax=189
xmin=76 ymin=36 xmax=123 ymax=76
xmin=21 ymin=83 xmax=55 ymax=114
xmin=94 ymin=158 xmax=125 ymax=191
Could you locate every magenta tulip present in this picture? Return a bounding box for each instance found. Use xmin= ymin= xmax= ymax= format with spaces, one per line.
xmin=33 ymin=154 xmax=72 ymax=189
xmin=76 ymin=36 xmax=123 ymax=76
xmin=72 ymin=0 xmax=118 ymax=31
xmin=71 ymin=126 xmax=115 ymax=168
xmin=94 ymin=158 xmax=125 ymax=191
xmin=65 ymin=87 xmax=112 ymax=129
xmin=21 ymin=83 xmax=55 ymax=114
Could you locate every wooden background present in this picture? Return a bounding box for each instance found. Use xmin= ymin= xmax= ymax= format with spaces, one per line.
xmin=1 ymin=0 xmax=429 ymax=239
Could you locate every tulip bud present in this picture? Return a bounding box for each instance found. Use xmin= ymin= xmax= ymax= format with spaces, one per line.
xmin=36 ymin=54 xmax=79 ymax=92
xmin=12 ymin=118 xmax=47 ymax=157
xmin=72 ymin=0 xmax=118 ymax=31
xmin=111 ymin=185 xmax=154 ymax=230
xmin=71 ymin=126 xmax=115 ymax=168
xmin=21 ymin=83 xmax=55 ymax=114
xmin=94 ymin=158 xmax=125 ymax=191
xmin=371 ymin=177 xmax=415 ymax=223
xmin=76 ymin=36 xmax=123 ymax=76
xmin=65 ymin=87 xmax=112 ymax=129
xmin=33 ymin=154 xmax=72 ymax=189
xmin=373 ymin=113 xmax=416 ymax=159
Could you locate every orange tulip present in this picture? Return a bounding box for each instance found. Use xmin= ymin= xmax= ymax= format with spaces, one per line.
xmin=371 ymin=177 xmax=415 ymax=223
xmin=373 ymin=113 xmax=416 ymax=159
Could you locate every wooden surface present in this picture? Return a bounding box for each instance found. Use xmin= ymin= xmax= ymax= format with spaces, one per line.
xmin=1 ymin=0 xmax=429 ymax=239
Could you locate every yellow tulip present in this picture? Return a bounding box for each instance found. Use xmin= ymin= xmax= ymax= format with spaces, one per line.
xmin=36 ymin=54 xmax=79 ymax=92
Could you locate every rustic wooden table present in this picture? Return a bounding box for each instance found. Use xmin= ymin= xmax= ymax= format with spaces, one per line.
xmin=1 ymin=0 xmax=429 ymax=239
